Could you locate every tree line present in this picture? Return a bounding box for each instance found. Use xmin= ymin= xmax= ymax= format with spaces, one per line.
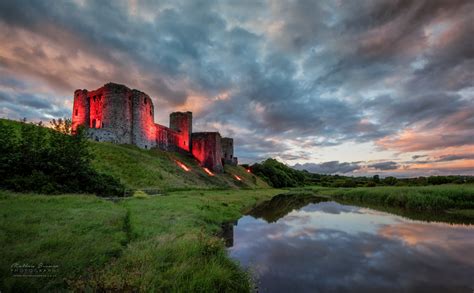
xmin=246 ymin=158 xmax=474 ymax=188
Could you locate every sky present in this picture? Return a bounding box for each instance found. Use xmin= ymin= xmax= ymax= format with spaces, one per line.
xmin=0 ymin=0 xmax=473 ymax=177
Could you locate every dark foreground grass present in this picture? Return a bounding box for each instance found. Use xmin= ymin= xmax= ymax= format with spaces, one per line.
xmin=0 ymin=191 xmax=128 ymax=291
xmin=0 ymin=189 xmax=281 ymax=292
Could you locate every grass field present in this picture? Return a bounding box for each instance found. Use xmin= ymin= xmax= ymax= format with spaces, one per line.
xmin=304 ymin=184 xmax=474 ymax=211
xmin=0 ymin=189 xmax=281 ymax=291
xmin=0 ymin=192 xmax=128 ymax=291
xmin=2 ymin=185 xmax=473 ymax=291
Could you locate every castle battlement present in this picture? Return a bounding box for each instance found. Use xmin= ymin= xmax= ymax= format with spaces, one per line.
xmin=72 ymin=82 xmax=237 ymax=172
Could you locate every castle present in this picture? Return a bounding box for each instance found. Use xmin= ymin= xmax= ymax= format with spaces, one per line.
xmin=71 ymin=82 xmax=237 ymax=172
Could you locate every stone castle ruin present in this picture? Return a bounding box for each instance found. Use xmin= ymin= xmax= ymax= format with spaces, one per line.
xmin=72 ymin=82 xmax=237 ymax=172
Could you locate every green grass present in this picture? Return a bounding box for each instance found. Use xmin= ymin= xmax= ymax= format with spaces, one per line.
xmin=2 ymin=185 xmax=473 ymax=291
xmin=0 ymin=191 xmax=128 ymax=291
xmin=0 ymin=189 xmax=281 ymax=291
xmin=297 ymin=185 xmax=474 ymax=222
xmin=331 ymin=185 xmax=474 ymax=210
xmin=90 ymin=142 xmax=269 ymax=191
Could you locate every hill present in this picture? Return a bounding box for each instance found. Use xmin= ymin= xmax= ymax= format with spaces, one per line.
xmin=0 ymin=118 xmax=268 ymax=192
xmin=91 ymin=142 xmax=268 ymax=191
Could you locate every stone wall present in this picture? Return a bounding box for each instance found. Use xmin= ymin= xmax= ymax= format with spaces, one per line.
xmin=87 ymin=128 xmax=118 ymax=143
xmin=191 ymin=132 xmax=223 ymax=172
xmin=100 ymin=83 xmax=133 ymax=144
xmin=155 ymin=124 xmax=179 ymax=151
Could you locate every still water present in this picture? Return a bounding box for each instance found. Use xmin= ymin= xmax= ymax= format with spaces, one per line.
xmin=227 ymin=195 xmax=474 ymax=292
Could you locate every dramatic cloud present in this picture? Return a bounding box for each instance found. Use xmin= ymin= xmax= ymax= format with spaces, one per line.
xmin=0 ymin=0 xmax=472 ymax=176
xmin=369 ymin=161 xmax=399 ymax=171
xmin=294 ymin=161 xmax=362 ymax=174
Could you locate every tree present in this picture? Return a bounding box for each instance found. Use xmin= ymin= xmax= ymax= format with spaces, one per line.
xmin=50 ymin=118 xmax=72 ymax=135
xmin=383 ymin=176 xmax=398 ymax=186
xmin=372 ymin=174 xmax=380 ymax=183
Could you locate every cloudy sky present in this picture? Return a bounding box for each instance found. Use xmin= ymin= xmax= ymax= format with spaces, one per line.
xmin=0 ymin=0 xmax=473 ymax=176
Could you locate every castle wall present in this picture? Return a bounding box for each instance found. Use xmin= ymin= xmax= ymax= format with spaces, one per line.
xmin=155 ymin=124 xmax=179 ymax=151
xmin=132 ymin=90 xmax=156 ymax=149
xmin=87 ymin=128 xmax=119 ymax=143
xmin=191 ymin=132 xmax=223 ymax=172
xmin=71 ymin=89 xmax=90 ymax=133
xmin=169 ymin=111 xmax=192 ymax=152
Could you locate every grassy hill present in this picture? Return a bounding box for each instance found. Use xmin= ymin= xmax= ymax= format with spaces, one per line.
xmin=0 ymin=118 xmax=268 ymax=191
xmin=91 ymin=142 xmax=269 ymax=191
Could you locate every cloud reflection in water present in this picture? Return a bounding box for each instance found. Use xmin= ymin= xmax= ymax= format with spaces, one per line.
xmin=228 ymin=201 xmax=474 ymax=293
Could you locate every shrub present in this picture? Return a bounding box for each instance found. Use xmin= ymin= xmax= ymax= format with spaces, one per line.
xmin=0 ymin=120 xmax=124 ymax=196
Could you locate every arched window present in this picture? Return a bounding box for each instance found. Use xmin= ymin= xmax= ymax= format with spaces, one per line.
xmin=92 ymin=119 xmax=96 ymax=128
xmin=75 ymin=109 xmax=78 ymax=116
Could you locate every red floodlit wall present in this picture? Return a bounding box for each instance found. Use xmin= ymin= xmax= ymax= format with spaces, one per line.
xmin=191 ymin=132 xmax=223 ymax=172
xmin=88 ymin=89 xmax=104 ymax=129
xmin=72 ymin=89 xmax=90 ymax=133
xmin=170 ymin=112 xmax=192 ymax=152
xmin=132 ymin=91 xmax=156 ymax=149
xmin=155 ymin=124 xmax=179 ymax=150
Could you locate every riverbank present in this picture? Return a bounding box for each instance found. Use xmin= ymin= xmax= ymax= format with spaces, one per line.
xmin=0 ymin=189 xmax=281 ymax=291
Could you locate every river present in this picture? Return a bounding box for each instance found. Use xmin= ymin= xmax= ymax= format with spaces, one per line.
xmin=226 ymin=194 xmax=474 ymax=292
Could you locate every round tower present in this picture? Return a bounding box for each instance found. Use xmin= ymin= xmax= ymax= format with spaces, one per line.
xmin=132 ymin=90 xmax=156 ymax=149
xmin=71 ymin=89 xmax=90 ymax=133
xmin=100 ymin=83 xmax=134 ymax=144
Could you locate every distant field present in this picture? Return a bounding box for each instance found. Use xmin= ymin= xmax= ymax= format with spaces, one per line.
xmin=289 ymin=185 xmax=474 ymax=223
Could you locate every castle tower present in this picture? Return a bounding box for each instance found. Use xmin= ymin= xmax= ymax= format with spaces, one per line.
xmin=221 ymin=137 xmax=237 ymax=165
xmin=71 ymin=89 xmax=90 ymax=133
xmin=132 ymin=90 xmax=156 ymax=149
xmin=191 ymin=132 xmax=224 ymax=172
xmin=99 ymin=83 xmax=134 ymax=144
xmin=170 ymin=111 xmax=192 ymax=152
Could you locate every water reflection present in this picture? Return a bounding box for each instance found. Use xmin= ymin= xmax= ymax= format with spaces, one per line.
xmin=228 ymin=196 xmax=474 ymax=292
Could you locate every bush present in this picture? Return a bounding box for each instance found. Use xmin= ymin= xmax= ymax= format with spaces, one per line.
xmin=0 ymin=120 xmax=124 ymax=196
